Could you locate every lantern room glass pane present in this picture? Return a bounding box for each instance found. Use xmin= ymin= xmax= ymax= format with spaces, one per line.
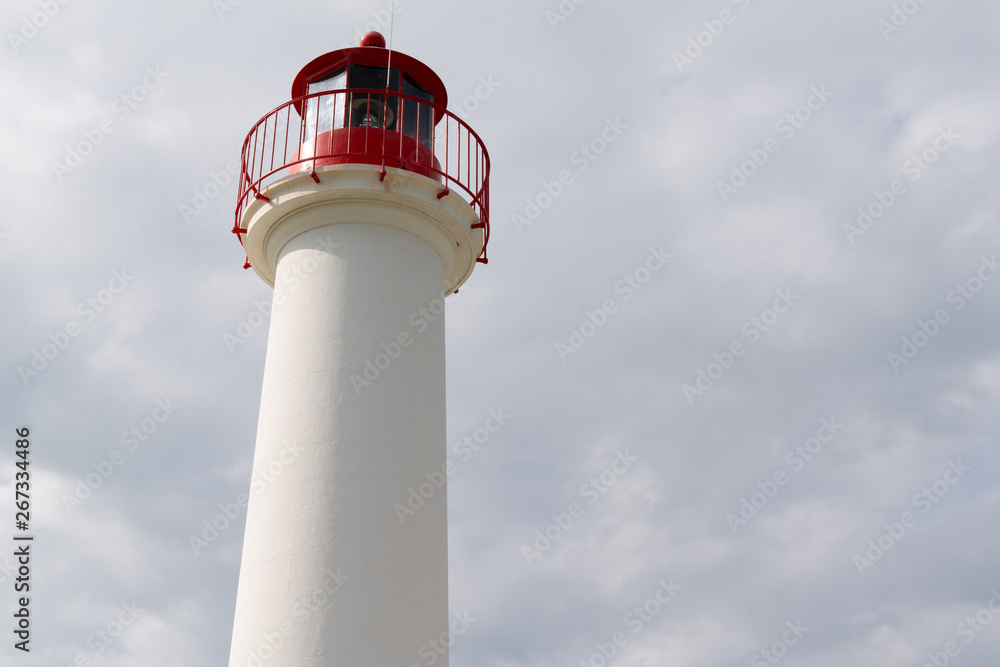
xmin=308 ymin=68 xmax=347 ymax=94
xmin=400 ymin=74 xmax=434 ymax=149
xmin=347 ymin=64 xmax=399 ymax=92
xmin=346 ymin=65 xmax=400 ymax=131
xmin=304 ymin=69 xmax=346 ymax=141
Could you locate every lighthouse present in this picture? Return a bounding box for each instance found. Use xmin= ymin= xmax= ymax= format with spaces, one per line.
xmin=228 ymin=31 xmax=489 ymax=667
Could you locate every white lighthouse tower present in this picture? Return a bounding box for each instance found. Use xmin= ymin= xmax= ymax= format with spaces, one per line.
xmin=227 ymin=31 xmax=489 ymax=667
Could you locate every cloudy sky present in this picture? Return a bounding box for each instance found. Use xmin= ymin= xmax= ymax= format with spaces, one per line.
xmin=2 ymin=0 xmax=999 ymax=665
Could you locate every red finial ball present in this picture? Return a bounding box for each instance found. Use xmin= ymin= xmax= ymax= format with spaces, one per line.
xmin=360 ymin=31 xmax=386 ymax=48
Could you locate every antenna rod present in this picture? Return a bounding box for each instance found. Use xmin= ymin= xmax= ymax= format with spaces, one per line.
xmin=385 ymin=8 xmax=396 ymax=89
xmin=379 ymin=9 xmax=397 ymax=181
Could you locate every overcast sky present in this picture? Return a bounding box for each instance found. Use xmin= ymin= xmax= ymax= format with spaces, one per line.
xmin=2 ymin=0 xmax=999 ymax=665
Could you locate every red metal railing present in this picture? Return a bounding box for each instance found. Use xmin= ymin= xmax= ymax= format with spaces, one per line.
xmin=233 ymin=88 xmax=490 ymax=267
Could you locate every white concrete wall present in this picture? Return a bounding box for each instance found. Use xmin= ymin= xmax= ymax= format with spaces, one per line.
xmin=229 ymin=222 xmax=449 ymax=667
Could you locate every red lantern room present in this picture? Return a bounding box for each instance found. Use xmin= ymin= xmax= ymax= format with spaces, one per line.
xmin=233 ymin=31 xmax=490 ymax=267
xmin=290 ymin=31 xmax=449 ymax=180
